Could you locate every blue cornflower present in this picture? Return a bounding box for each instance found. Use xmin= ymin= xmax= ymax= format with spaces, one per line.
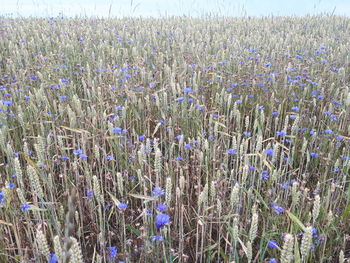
xmin=152 ymin=187 xmax=165 ymax=197
xmin=151 ymin=235 xmax=164 ymax=242
xmin=291 ymin=106 xmax=299 ymax=111
xmin=156 ymin=203 xmax=168 ymax=211
xmin=243 ymin=131 xmax=252 ymax=137
xmin=175 ymin=156 xmax=183 ymax=161
xmin=266 ymin=148 xmax=274 ymax=157
xmin=21 ymin=202 xmax=30 ymax=212
xmin=107 ymin=246 xmax=118 ymax=258
xmin=49 ymin=253 xmax=58 ymax=263
xmin=61 ymin=156 xmax=69 ymax=161
xmin=258 ymin=106 xmax=264 ymax=111
xmin=235 ymin=99 xmax=242 ymax=104
xmin=0 ymin=192 xmax=6 ymax=206
xmin=342 ymin=156 xmax=350 ymax=161
xmin=268 ymin=240 xmax=279 ymax=249
xmin=276 ymin=130 xmax=287 ymax=137
xmin=176 ymin=135 xmax=184 ymax=140
xmin=272 ymin=111 xmax=278 ymax=117
xmin=261 ymin=170 xmax=269 ymax=180
xmin=139 ymin=135 xmax=146 ymax=141
xmin=184 ymin=87 xmax=193 ymax=93
xmin=58 ymin=96 xmax=68 ymax=100
xmin=105 ymin=155 xmax=115 ymax=161
xmin=86 ymin=189 xmax=94 ymax=197
xmin=227 ymin=149 xmax=237 ymax=155
xmin=59 ymin=78 xmax=69 ymax=85
xmin=155 ymin=213 xmax=170 ymax=229
xmin=310 ymin=152 xmax=318 ymax=158
xmin=249 ymin=166 xmax=255 ymax=171
xmin=113 ymin=127 xmax=122 ymax=135
xmin=269 ymin=258 xmax=278 ymax=263
xmin=2 ymin=100 xmax=12 ymax=106
xmin=330 ymin=115 xmax=338 ymax=121
xmin=176 ymin=97 xmax=185 ymax=102
xmin=79 ymin=153 xmax=88 ymax=159
xmin=333 ymin=100 xmax=341 ymax=106
xmin=73 ymin=149 xmax=83 ymax=155
xmin=8 ymin=183 xmax=15 ymax=189
xmin=184 ymin=144 xmax=192 ymax=149
xmin=118 ymin=203 xmax=128 ymax=210
xmin=274 ymin=206 xmax=284 ymax=214
xmin=336 ymin=136 xmax=343 ymax=140
xmin=324 ymin=129 xmax=333 ymax=134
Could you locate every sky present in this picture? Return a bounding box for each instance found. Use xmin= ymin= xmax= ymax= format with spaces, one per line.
xmin=1 ymin=0 xmax=350 ymax=18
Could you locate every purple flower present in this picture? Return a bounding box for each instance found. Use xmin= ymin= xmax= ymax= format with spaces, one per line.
xmin=118 ymin=203 xmax=128 ymax=210
xmin=175 ymin=156 xmax=183 ymax=161
xmin=184 ymin=88 xmax=193 ymax=93
xmin=291 ymin=106 xmax=299 ymax=111
xmin=107 ymin=246 xmax=118 ymax=258
xmin=324 ymin=129 xmax=333 ymax=134
xmin=274 ymin=206 xmax=284 ymax=214
xmin=86 ymin=189 xmax=94 ymax=197
xmin=79 ymin=153 xmax=88 ymax=159
xmin=276 ymin=130 xmax=287 ymax=137
xmin=0 ymin=192 xmax=6 ymax=206
xmin=310 ymin=152 xmax=318 ymax=158
xmin=243 ymin=131 xmax=252 ymax=137
xmin=2 ymin=100 xmax=13 ymax=106
xmin=156 ymin=203 xmax=167 ymax=211
xmin=151 ymin=235 xmax=164 ymax=242
xmin=73 ymin=149 xmax=83 ymax=155
xmin=268 ymin=240 xmax=279 ymax=249
xmin=152 ymin=187 xmax=165 ymax=197
xmin=261 ymin=170 xmax=269 ymax=180
xmin=21 ymin=202 xmax=30 ymax=212
xmin=155 ymin=213 xmax=170 ymax=229
xmin=176 ymin=135 xmax=184 ymax=140
xmin=8 ymin=183 xmax=15 ymax=189
xmin=49 ymin=254 xmax=58 ymax=263
xmin=61 ymin=156 xmax=69 ymax=161
xmin=184 ymin=144 xmax=192 ymax=149
xmin=266 ymin=148 xmax=274 ymax=157
xmin=105 ymin=155 xmax=115 ymax=161
xmin=269 ymin=258 xmax=278 ymax=263
xmin=227 ymin=149 xmax=237 ymax=155
xmin=113 ymin=127 xmax=122 ymax=135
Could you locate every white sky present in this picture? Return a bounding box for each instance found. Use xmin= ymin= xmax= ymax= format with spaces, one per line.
xmin=1 ymin=0 xmax=350 ymax=17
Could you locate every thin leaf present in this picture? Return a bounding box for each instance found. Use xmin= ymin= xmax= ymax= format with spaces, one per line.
xmin=286 ymin=210 xmax=306 ymax=232
xmin=59 ymin=126 xmax=90 ymax=134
